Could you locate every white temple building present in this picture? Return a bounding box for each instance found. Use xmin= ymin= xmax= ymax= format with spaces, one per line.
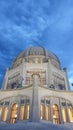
xmin=0 ymin=46 xmax=73 ymax=124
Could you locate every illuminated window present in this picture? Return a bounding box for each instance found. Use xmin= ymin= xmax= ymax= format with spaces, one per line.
xmin=62 ymin=108 xmax=67 ymax=122
xmin=3 ymin=107 xmax=8 ymax=122
xmin=68 ymin=108 xmax=73 ymax=122
xmin=10 ymin=103 xmax=18 ymax=124
xmin=35 ymin=58 xmax=38 ymax=64
xmin=53 ymin=104 xmax=60 ymax=124
xmin=25 ymin=104 xmax=30 ymax=120
xmin=40 ymin=104 xmax=44 ymax=120
xmin=0 ymin=106 xmax=2 ymax=117
xmin=46 ymin=105 xmax=50 ymax=120
xmin=19 ymin=105 xmax=24 ymax=120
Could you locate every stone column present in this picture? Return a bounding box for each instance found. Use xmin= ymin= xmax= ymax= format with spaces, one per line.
xmin=30 ymin=74 xmax=40 ymax=122
xmin=63 ymin=68 xmax=70 ymax=90
xmin=6 ymin=102 xmax=12 ymax=123
xmin=24 ymin=99 xmax=27 ymax=120
xmin=2 ymin=67 xmax=9 ymax=90
xmin=66 ymin=102 xmax=70 ymax=122
xmin=44 ymin=98 xmax=46 ymax=120
xmin=47 ymin=60 xmax=53 ymax=87
xmin=21 ymin=60 xmax=26 ymax=87
xmin=59 ymin=99 xmax=63 ymax=124
xmin=50 ymin=97 xmax=53 ymax=123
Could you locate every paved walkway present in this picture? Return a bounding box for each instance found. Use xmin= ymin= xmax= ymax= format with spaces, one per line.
xmin=0 ymin=121 xmax=73 ymax=130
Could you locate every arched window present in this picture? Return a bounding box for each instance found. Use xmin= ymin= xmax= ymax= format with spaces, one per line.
xmin=25 ymin=104 xmax=30 ymax=120
xmin=40 ymin=104 xmax=44 ymax=120
xmin=68 ymin=108 xmax=73 ymax=122
xmin=19 ymin=105 xmax=24 ymax=120
xmin=0 ymin=106 xmax=2 ymax=117
xmin=62 ymin=108 xmax=67 ymax=122
xmin=3 ymin=106 xmax=8 ymax=122
xmin=53 ymin=104 xmax=60 ymax=124
xmin=46 ymin=105 xmax=50 ymax=120
xmin=10 ymin=103 xmax=18 ymax=124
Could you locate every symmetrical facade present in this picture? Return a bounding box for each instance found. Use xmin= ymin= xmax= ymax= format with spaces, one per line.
xmin=0 ymin=46 xmax=73 ymax=124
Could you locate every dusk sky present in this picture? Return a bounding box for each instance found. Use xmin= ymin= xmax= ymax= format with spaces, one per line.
xmin=0 ymin=0 xmax=73 ymax=89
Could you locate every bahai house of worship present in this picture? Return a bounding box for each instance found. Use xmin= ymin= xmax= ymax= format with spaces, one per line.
xmin=0 ymin=46 xmax=73 ymax=124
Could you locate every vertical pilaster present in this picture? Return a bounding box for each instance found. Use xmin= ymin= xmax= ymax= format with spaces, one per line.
xmin=44 ymin=98 xmax=46 ymax=120
xmin=59 ymin=99 xmax=63 ymax=124
xmin=66 ymin=102 xmax=70 ymax=122
xmin=50 ymin=97 xmax=53 ymax=123
xmin=47 ymin=60 xmax=53 ymax=87
xmin=21 ymin=60 xmax=26 ymax=87
xmin=30 ymin=74 xmax=40 ymax=122
xmin=6 ymin=102 xmax=12 ymax=123
xmin=2 ymin=68 xmax=9 ymax=90
xmin=63 ymin=68 xmax=70 ymax=90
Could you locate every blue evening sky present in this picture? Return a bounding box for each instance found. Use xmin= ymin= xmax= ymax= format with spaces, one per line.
xmin=0 ymin=0 xmax=73 ymax=89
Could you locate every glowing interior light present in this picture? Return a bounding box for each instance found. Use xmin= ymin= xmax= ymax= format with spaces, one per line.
xmin=16 ymin=104 xmax=18 ymax=108
xmin=15 ymin=114 xmax=17 ymax=118
xmin=53 ymin=115 xmax=56 ymax=118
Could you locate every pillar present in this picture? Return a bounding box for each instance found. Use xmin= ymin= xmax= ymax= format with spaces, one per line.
xmin=2 ymin=67 xmax=9 ymax=90
xmin=63 ymin=68 xmax=70 ymax=90
xmin=66 ymin=102 xmax=70 ymax=122
xmin=44 ymin=98 xmax=46 ymax=120
xmin=50 ymin=97 xmax=53 ymax=123
xmin=30 ymin=74 xmax=40 ymax=122
xmin=59 ymin=99 xmax=63 ymax=124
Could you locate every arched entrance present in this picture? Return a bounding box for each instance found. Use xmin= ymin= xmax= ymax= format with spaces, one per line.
xmin=3 ymin=106 xmax=8 ymax=121
xmin=53 ymin=104 xmax=60 ymax=124
xmin=40 ymin=104 xmax=45 ymax=120
xmin=62 ymin=108 xmax=67 ymax=122
xmin=0 ymin=106 xmax=2 ymax=117
xmin=10 ymin=103 xmax=18 ymax=124
xmin=68 ymin=107 xmax=73 ymax=122
xmin=46 ymin=105 xmax=50 ymax=120
xmin=19 ymin=105 xmax=24 ymax=120
xmin=25 ymin=104 xmax=30 ymax=120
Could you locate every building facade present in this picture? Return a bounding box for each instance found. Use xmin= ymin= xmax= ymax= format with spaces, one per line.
xmin=0 ymin=46 xmax=73 ymax=124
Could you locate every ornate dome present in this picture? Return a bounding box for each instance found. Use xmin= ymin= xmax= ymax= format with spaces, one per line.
xmin=12 ymin=46 xmax=61 ymax=69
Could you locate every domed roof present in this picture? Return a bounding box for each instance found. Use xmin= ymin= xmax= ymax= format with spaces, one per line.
xmin=13 ymin=46 xmax=61 ymax=69
xmin=15 ymin=46 xmax=59 ymax=60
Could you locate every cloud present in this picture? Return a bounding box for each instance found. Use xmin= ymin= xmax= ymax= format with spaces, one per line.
xmin=0 ymin=0 xmax=73 ymax=88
